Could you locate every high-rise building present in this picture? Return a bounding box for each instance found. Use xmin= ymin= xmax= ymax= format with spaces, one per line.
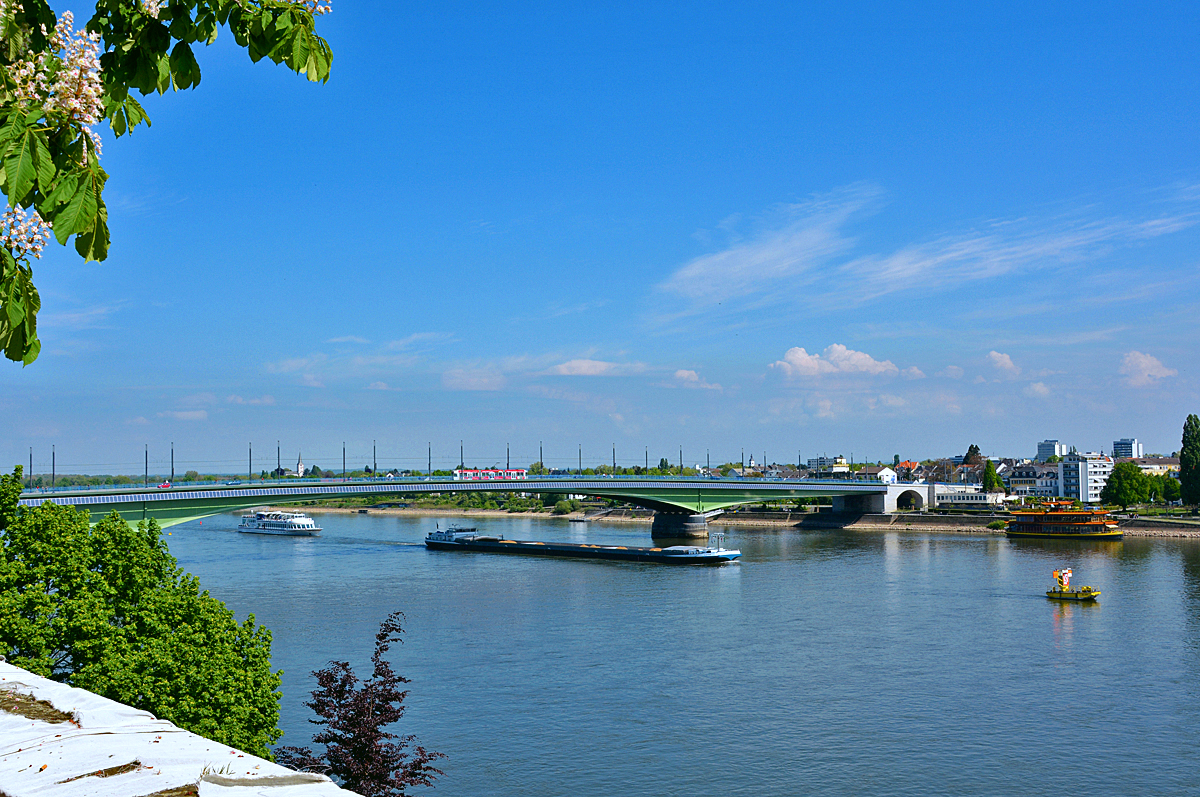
xmin=1036 ymin=440 xmax=1067 ymax=462
xmin=1058 ymin=452 xmax=1114 ymax=503
xmin=1113 ymin=438 xmax=1144 ymax=459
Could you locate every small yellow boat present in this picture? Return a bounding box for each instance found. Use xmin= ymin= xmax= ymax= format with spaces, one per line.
xmin=1045 ymin=568 xmax=1100 ymax=601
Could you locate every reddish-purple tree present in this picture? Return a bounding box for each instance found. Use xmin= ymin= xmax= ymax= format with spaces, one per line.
xmin=276 ymin=611 xmax=446 ymax=796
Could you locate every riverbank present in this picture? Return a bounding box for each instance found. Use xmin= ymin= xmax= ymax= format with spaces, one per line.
xmin=266 ymin=505 xmax=1200 ymax=537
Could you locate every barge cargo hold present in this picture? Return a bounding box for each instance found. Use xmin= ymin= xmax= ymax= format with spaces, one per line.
xmin=425 ymin=527 xmax=741 ymax=564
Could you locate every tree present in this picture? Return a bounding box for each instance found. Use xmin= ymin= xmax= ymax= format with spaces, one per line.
xmin=981 ymin=459 xmax=1004 ymax=493
xmin=1046 ymin=454 xmax=1062 ymax=464
xmin=0 ymin=467 xmax=281 ymax=756
xmin=963 ymin=444 xmax=983 ymax=466
xmin=893 ymin=454 xmax=900 ymax=467
xmin=658 ymin=457 xmax=670 ymax=471
xmin=276 ymin=612 xmax=445 ymax=796
xmin=1163 ymin=476 xmax=1181 ymax=503
xmin=1 ymin=1 xmax=333 ymax=365
xmin=1100 ymin=462 xmax=1149 ymax=510
xmin=1182 ymin=414 xmax=1200 ymax=507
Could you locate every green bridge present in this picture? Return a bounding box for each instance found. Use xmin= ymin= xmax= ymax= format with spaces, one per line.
xmin=18 ymin=477 xmax=923 ymax=536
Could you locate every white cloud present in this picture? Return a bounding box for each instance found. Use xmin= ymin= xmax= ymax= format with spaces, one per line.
xmin=553 ymin=359 xmax=617 ymax=376
xmin=125 ymin=416 xmax=150 ymax=426
xmin=672 ymin=369 xmax=721 ymax=390
xmin=901 ymin=366 xmax=925 ymax=380
xmin=327 ymin=335 xmax=370 ymax=344
xmin=938 ymin=366 xmax=964 ymax=379
xmin=300 ymin=374 xmax=325 ymax=388
xmin=1119 ymin=351 xmax=1177 ymax=387
xmin=987 ymin=351 xmax=1021 ymax=377
xmin=973 ymin=375 xmax=987 ymax=384
xmin=157 ymin=410 xmax=208 ymax=421
xmin=1024 ymin=382 xmax=1051 ymax=397
xmin=226 ymin=395 xmax=275 ymax=405
xmin=771 ymin=344 xmax=899 ymax=378
xmin=367 ymin=381 xmax=390 ymax=390
xmin=550 ymin=359 xmax=646 ymax=377
xmin=443 ymin=368 xmax=506 ymax=391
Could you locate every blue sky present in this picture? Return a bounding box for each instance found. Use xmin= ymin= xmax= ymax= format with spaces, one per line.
xmin=5 ymin=1 xmax=1199 ymax=475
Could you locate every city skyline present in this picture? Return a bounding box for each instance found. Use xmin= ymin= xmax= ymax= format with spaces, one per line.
xmin=5 ymin=1 xmax=1197 ymax=470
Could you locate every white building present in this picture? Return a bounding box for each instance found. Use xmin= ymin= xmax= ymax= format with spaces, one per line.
xmin=1058 ymin=452 xmax=1114 ymax=503
xmin=1113 ymin=438 xmax=1144 ymax=459
xmin=1036 ymin=440 xmax=1067 ymax=462
xmin=807 ymin=455 xmax=849 ymax=472
xmin=295 ymin=452 xmax=306 ymax=478
xmin=858 ymin=466 xmax=898 ymax=484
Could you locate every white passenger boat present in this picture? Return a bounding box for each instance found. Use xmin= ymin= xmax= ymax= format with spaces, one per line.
xmin=238 ymin=510 xmax=322 ymax=536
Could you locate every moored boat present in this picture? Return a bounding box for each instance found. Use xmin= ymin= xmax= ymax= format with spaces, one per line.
xmin=425 ymin=526 xmax=740 ymax=564
xmin=238 ymin=510 xmax=322 ymax=536
xmin=1006 ymin=503 xmax=1122 ymax=540
xmin=1045 ymin=567 xmax=1100 ymax=601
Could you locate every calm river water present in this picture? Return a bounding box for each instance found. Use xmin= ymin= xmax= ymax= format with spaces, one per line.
xmin=164 ymin=514 xmax=1200 ymax=796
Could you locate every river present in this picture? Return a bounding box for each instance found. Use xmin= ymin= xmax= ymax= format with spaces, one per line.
xmin=164 ymin=513 xmax=1200 ymax=796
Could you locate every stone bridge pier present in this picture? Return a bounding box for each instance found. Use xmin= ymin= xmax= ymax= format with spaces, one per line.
xmin=650 ymin=510 xmax=723 ymax=538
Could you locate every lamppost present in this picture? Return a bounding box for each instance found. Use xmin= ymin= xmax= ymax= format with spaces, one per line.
xmin=249 ymin=443 xmax=253 ymax=482
xmin=51 ymin=444 xmax=55 ymax=489
xmin=146 ymin=444 xmax=149 ymax=487
xmin=428 ymin=443 xmax=432 ymax=477
xmin=342 ymin=442 xmax=346 ymax=481
xmin=578 ymin=444 xmax=582 ymax=476
xmin=373 ymin=440 xmax=377 ymax=475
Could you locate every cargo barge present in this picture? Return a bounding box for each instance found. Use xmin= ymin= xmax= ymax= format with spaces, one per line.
xmin=425 ymin=526 xmax=741 ymax=564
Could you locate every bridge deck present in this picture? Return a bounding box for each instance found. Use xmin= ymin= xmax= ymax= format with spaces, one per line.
xmin=16 ymin=477 xmax=893 ymax=528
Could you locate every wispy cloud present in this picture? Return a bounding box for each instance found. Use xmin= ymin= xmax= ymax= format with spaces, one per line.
xmin=659 ymin=185 xmax=879 ymax=307
xmin=659 ymin=184 xmax=1199 ymax=317
xmin=443 ymin=368 xmax=506 ymax=391
xmin=327 ymin=335 xmax=370 ymax=344
xmin=157 ymin=409 xmax=208 ymax=421
xmin=1119 ymin=351 xmax=1176 ymax=387
xmin=227 ymin=394 xmax=276 ymax=405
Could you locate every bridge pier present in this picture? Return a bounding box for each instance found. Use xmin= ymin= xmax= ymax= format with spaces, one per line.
xmin=650 ymin=512 xmax=710 ymax=538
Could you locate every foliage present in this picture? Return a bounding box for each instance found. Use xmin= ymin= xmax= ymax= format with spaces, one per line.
xmin=275 ymin=611 xmax=445 ymax=796
xmin=963 ymin=444 xmax=983 ymax=466
xmin=1100 ymin=462 xmax=1149 ymax=509
xmin=1 ymin=1 xmax=333 ymax=365
xmin=1045 ymin=454 xmax=1062 ymax=464
xmin=0 ymin=467 xmax=281 ymax=756
xmin=552 ymin=499 xmax=573 ymax=515
xmin=1182 ymin=414 xmax=1200 ymax=507
xmin=981 ymin=460 xmax=1004 ymax=493
xmin=986 ymin=520 xmax=1006 ymax=530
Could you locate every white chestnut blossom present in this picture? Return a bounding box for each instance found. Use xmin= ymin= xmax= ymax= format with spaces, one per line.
xmin=297 ymin=1 xmax=332 ymax=16
xmin=141 ymin=0 xmax=163 ymax=17
xmin=0 ymin=205 xmax=53 ymax=261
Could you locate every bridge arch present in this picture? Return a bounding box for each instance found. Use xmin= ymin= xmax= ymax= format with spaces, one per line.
xmin=894 ymin=489 xmax=925 ymax=510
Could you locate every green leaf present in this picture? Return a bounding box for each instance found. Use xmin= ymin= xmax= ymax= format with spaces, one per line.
xmin=74 ymin=201 xmax=109 ymax=262
xmin=5 ymin=130 xmax=36 ymax=203
xmin=32 ymin=133 xmax=54 ymax=194
xmin=55 ymin=178 xmax=98 ymax=243
xmin=169 ymin=42 xmax=201 ymax=90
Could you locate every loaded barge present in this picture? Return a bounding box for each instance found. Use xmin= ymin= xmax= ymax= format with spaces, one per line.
xmin=425 ymin=526 xmax=741 ymax=564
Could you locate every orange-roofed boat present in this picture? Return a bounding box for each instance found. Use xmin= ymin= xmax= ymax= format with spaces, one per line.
xmin=1006 ymin=502 xmax=1122 ymax=540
